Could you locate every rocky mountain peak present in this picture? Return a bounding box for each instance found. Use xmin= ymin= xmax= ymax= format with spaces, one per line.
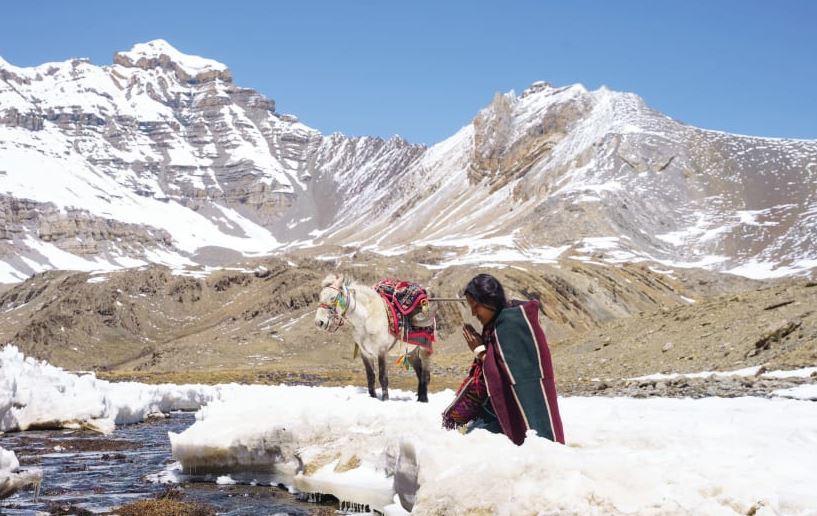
xmin=468 ymin=82 xmax=596 ymax=187
xmin=113 ymin=39 xmax=232 ymax=84
xmin=521 ymin=80 xmax=553 ymax=97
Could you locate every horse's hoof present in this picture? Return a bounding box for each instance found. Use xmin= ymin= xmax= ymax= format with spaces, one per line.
xmin=381 ymin=393 xmax=389 ymax=401
xmin=417 ymin=396 xmax=428 ymax=403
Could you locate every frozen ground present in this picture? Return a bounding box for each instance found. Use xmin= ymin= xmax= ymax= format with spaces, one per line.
xmin=2 ymin=345 xmax=817 ymax=514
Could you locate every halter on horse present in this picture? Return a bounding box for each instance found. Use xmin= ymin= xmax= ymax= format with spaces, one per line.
xmin=316 ymin=283 xmax=355 ymax=332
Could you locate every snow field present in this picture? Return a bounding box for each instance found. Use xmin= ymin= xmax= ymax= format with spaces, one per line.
xmin=170 ymin=388 xmax=817 ymax=515
xmin=2 ymin=345 xmax=817 ymax=514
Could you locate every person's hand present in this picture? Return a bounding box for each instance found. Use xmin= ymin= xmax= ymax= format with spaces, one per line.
xmin=462 ymin=323 xmax=481 ymax=352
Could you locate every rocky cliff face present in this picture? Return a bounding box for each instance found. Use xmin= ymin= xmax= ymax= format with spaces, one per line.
xmin=0 ymin=194 xmax=173 ymax=256
xmin=1 ymin=43 xmax=815 ymax=283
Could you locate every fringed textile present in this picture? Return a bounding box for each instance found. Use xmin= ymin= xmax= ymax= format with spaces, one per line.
xmin=441 ymin=359 xmax=487 ymax=429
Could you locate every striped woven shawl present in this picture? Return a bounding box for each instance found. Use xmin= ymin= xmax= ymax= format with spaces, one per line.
xmin=483 ymin=300 xmax=565 ymax=445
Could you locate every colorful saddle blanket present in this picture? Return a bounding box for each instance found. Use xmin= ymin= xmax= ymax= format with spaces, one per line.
xmin=373 ymin=278 xmax=435 ymax=352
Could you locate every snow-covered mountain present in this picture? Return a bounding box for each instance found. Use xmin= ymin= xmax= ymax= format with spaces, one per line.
xmin=340 ymin=82 xmax=817 ymax=279
xmin=1 ymin=40 xmax=815 ymax=282
xmin=0 ymin=40 xmax=423 ymax=281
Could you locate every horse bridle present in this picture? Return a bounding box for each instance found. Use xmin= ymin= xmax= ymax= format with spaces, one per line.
xmin=318 ymin=284 xmax=354 ymax=332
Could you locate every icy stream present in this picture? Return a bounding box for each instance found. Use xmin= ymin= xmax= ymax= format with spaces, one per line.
xmin=0 ymin=412 xmax=331 ymax=515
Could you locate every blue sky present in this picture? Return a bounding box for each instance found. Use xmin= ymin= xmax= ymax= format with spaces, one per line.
xmin=2 ymin=1 xmax=815 ymax=144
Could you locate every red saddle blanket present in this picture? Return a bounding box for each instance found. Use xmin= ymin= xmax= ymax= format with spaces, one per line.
xmin=373 ymin=278 xmax=435 ymax=352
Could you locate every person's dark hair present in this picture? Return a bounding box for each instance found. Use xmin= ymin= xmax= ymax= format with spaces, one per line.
xmin=464 ymin=273 xmax=507 ymax=313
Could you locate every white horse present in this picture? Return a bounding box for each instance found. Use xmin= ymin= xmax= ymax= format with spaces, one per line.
xmin=314 ymin=273 xmax=432 ymax=402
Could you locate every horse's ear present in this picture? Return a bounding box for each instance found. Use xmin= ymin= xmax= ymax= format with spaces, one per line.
xmin=333 ymin=273 xmax=344 ymax=288
xmin=321 ymin=274 xmax=337 ymax=288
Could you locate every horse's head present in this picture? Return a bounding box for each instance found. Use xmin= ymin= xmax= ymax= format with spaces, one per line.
xmin=315 ymin=273 xmax=348 ymax=332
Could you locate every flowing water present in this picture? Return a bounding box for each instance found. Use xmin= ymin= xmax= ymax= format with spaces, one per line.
xmin=0 ymin=412 xmax=335 ymax=515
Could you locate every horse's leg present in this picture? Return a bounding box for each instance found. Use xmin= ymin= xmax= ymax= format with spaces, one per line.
xmin=411 ymin=348 xmax=431 ymax=403
xmin=361 ymin=353 xmax=377 ymax=398
xmin=377 ymin=352 xmax=389 ymax=401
